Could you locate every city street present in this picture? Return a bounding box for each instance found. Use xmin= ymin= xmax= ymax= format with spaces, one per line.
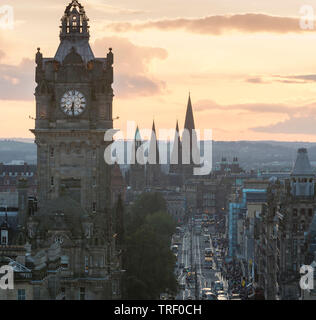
xmin=175 ymin=221 xmax=229 ymax=300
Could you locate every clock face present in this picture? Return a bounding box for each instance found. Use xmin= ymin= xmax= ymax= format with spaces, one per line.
xmin=60 ymin=90 xmax=86 ymax=116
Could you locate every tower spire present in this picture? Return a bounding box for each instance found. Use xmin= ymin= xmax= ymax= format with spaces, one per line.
xmin=184 ymin=93 xmax=195 ymax=131
xmin=171 ymin=120 xmax=182 ymax=166
xmin=148 ymin=120 xmax=160 ymax=165
xmin=54 ymin=0 xmax=95 ymax=64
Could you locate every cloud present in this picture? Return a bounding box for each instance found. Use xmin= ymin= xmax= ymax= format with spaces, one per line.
xmin=245 ymin=74 xmax=316 ymax=85
xmin=0 ymin=58 xmax=35 ymax=100
xmin=251 ymin=117 xmax=316 ymax=135
xmin=106 ymin=13 xmax=310 ymax=35
xmin=85 ymin=1 xmax=149 ymax=15
xmin=246 ymin=77 xmax=271 ymax=84
xmin=195 ymin=100 xmax=316 ymax=135
xmin=92 ymin=36 xmax=168 ymax=98
xmin=0 ymin=50 xmax=5 ymax=62
xmin=194 ymin=100 xmax=303 ymax=115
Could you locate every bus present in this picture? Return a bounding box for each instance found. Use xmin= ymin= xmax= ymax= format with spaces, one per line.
xmin=205 ymin=248 xmax=212 ymax=257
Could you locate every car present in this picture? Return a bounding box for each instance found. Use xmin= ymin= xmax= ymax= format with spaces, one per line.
xmin=185 ymin=296 xmax=193 ymax=300
xmin=203 ymin=292 xmax=217 ymax=300
xmin=216 ymin=290 xmax=226 ymax=296
xmin=217 ymin=294 xmax=228 ymax=300
xmin=213 ymin=281 xmax=224 ymax=292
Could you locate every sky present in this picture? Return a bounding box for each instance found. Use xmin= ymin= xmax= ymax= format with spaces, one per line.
xmin=2 ymin=0 xmax=316 ymax=141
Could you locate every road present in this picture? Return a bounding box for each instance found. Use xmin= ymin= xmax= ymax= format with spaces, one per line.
xmin=175 ymin=222 xmax=229 ymax=300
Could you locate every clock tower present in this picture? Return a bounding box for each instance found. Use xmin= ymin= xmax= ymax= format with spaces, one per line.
xmin=31 ymin=0 xmax=114 ymax=214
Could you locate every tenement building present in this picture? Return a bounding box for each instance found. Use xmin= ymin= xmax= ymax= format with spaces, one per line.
xmin=255 ymin=148 xmax=316 ymax=299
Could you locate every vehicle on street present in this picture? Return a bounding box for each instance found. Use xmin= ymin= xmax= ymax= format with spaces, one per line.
xmin=203 ymin=292 xmax=217 ymax=300
xmin=230 ymin=293 xmax=241 ymax=300
xmin=205 ymin=248 xmax=212 ymax=257
xmin=186 ymin=272 xmax=196 ymax=283
xmin=217 ymin=294 xmax=228 ymax=300
xmin=183 ymin=267 xmax=190 ymax=273
xmin=179 ymin=262 xmax=184 ymax=269
xmin=213 ymin=281 xmax=224 ymax=292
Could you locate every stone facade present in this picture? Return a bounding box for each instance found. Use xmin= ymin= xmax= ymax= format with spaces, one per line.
xmin=0 ymin=0 xmax=122 ymax=300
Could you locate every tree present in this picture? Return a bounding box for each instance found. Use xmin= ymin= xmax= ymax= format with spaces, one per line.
xmin=122 ymin=192 xmax=178 ymax=299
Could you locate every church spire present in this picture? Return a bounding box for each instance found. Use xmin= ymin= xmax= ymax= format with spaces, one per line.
xmin=182 ymin=93 xmax=199 ymax=174
xmin=131 ymin=125 xmax=144 ymax=165
xmin=170 ymin=120 xmax=182 ymax=167
xmin=184 ymin=93 xmax=195 ymax=131
xmin=148 ymin=120 xmax=160 ymax=165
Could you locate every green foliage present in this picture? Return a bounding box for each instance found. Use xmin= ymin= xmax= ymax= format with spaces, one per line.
xmin=122 ymin=192 xmax=178 ymax=300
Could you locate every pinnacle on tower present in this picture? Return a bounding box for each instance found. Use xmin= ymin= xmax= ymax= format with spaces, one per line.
xmin=54 ymin=0 xmax=95 ymax=64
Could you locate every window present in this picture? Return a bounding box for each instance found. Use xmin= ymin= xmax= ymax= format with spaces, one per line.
xmin=51 ymin=176 xmax=54 ymax=186
xmin=92 ymin=202 xmax=96 ymax=213
xmin=61 ymin=256 xmax=69 ymax=269
xmin=18 ymin=289 xmax=26 ymax=300
xmin=84 ymin=256 xmax=89 ymax=273
xmin=1 ymin=230 xmax=8 ymax=245
xmin=79 ymin=287 xmax=85 ymax=300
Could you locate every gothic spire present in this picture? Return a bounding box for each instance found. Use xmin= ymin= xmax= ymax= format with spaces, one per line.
xmin=148 ymin=120 xmax=160 ymax=165
xmin=131 ymin=125 xmax=144 ymax=165
xmin=184 ymin=93 xmax=195 ymax=131
xmin=171 ymin=120 xmax=182 ymax=166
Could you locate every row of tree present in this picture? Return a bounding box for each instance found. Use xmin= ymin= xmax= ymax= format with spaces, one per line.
xmin=116 ymin=192 xmax=178 ymax=299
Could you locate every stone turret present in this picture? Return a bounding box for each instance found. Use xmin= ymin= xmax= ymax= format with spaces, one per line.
xmin=290 ymin=148 xmax=315 ymax=198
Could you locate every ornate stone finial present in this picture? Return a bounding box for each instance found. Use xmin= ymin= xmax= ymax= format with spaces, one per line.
xmin=36 ymin=47 xmax=43 ymax=67
xmin=107 ymin=47 xmax=114 ymax=66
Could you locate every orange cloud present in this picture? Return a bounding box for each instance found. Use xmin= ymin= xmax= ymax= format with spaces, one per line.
xmin=107 ymin=13 xmax=310 ymax=35
xmin=92 ymin=36 xmax=168 ymax=98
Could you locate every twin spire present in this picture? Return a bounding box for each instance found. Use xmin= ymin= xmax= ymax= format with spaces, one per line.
xmin=133 ymin=94 xmax=196 ymax=168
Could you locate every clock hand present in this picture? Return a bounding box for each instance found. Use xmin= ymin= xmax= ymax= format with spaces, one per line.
xmin=71 ymin=101 xmax=75 ymax=116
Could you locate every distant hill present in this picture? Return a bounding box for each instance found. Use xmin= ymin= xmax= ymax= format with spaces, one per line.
xmin=0 ymin=140 xmax=37 ymax=164
xmin=1 ymin=139 xmax=316 ymax=170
